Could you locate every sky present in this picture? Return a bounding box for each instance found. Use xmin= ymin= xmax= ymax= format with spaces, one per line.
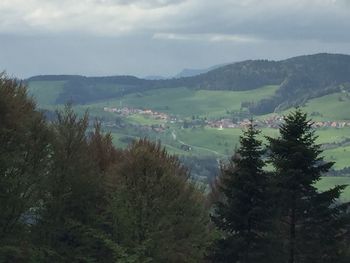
xmin=0 ymin=0 xmax=350 ymax=78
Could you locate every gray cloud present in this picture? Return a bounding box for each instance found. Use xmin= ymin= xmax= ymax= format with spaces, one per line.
xmin=0 ymin=0 xmax=350 ymax=77
xmin=160 ymin=0 xmax=350 ymax=42
xmin=112 ymin=0 xmax=186 ymax=7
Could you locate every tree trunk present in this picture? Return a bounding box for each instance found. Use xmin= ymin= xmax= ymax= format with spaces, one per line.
xmin=289 ymin=202 xmax=296 ymax=263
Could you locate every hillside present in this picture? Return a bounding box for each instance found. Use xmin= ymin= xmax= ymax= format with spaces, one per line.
xmin=27 ymin=53 xmax=350 ymax=115
xmin=26 ymin=53 xmax=350 ymax=185
xmin=173 ymin=63 xmax=228 ymax=78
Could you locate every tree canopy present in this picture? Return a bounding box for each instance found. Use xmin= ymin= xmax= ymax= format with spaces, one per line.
xmin=1 ymin=75 xmax=350 ymax=262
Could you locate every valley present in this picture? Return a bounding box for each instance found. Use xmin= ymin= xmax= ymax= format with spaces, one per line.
xmin=26 ymin=53 xmax=350 ymax=200
xmin=4 ymin=1 xmax=350 ymax=260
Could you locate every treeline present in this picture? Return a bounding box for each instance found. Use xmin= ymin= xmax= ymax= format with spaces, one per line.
xmin=55 ymin=76 xmax=157 ymax=105
xmin=1 ymin=75 xmax=350 ymax=262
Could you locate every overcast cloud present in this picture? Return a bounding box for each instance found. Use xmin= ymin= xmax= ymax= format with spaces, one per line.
xmin=0 ymin=0 xmax=350 ymax=78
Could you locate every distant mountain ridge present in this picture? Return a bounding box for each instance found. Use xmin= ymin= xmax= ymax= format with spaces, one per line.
xmin=173 ymin=63 xmax=229 ymax=78
xmin=27 ymin=53 xmax=350 ymax=114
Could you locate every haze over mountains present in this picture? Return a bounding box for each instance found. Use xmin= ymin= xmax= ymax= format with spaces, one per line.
xmin=172 ymin=63 xmax=229 ymax=78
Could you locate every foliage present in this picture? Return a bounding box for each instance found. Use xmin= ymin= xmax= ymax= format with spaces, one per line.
xmin=31 ymin=105 xmax=118 ymax=262
xmin=210 ymin=110 xmax=350 ymax=262
xmin=210 ymin=122 xmax=272 ymax=263
xmin=267 ymin=109 xmax=350 ymax=262
xmin=0 ymin=74 xmax=51 ymax=253
xmin=106 ymin=139 xmax=212 ymax=262
xmin=2 ymin=75 xmax=350 ymax=262
xmin=1 ymin=76 xmax=213 ymax=262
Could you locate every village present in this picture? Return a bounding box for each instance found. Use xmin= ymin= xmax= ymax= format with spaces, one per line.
xmin=207 ymin=115 xmax=350 ymax=129
xmin=103 ymin=106 xmax=170 ymax=121
xmin=103 ymin=106 xmax=350 ymax=132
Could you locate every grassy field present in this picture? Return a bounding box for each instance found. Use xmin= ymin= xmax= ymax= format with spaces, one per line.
xmin=26 ymin=80 xmax=350 ymax=123
xmin=25 ymin=79 xmax=350 ymax=205
xmin=104 ymin=124 xmax=348 ymax=167
xmin=323 ymin=145 xmax=350 ymax=169
xmin=316 ymin=127 xmax=350 ymax=144
xmin=317 ymin=176 xmax=350 ymax=201
xmin=174 ymin=127 xmax=279 ymax=156
xmin=27 ymin=80 xmax=278 ymax=119
xmin=268 ymin=91 xmax=350 ymax=122
xmin=85 ymin=85 xmax=278 ymax=118
xmin=301 ymin=92 xmax=350 ymax=121
xmin=126 ymin=114 xmax=166 ymax=125
xmin=27 ymin=80 xmax=66 ymax=106
xmin=258 ymin=91 xmax=350 ymax=170
xmin=27 ymin=80 xmax=350 ymax=172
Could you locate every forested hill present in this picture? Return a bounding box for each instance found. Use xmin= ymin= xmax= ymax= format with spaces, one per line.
xmin=27 ymin=53 xmax=350 ymax=114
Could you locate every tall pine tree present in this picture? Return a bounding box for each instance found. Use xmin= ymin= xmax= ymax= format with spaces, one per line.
xmin=211 ymin=121 xmax=271 ymax=263
xmin=267 ymin=109 xmax=349 ymax=263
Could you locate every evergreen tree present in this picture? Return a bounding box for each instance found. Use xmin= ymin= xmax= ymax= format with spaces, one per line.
xmin=211 ymin=121 xmax=271 ymax=263
xmin=267 ymin=109 xmax=349 ymax=263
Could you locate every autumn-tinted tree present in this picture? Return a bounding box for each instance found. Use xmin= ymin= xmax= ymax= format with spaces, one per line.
xmin=210 ymin=122 xmax=271 ymax=263
xmin=267 ymin=109 xmax=349 ymax=263
xmin=107 ymin=139 xmax=211 ymax=262
xmin=32 ymin=106 xmax=120 ymax=262
xmin=87 ymin=121 xmax=120 ymax=174
xmin=0 ymin=74 xmax=51 ymax=261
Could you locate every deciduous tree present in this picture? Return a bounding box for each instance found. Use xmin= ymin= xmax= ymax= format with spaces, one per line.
xmin=0 ymin=74 xmax=51 ymax=261
xmin=107 ymin=139 xmax=211 ymax=262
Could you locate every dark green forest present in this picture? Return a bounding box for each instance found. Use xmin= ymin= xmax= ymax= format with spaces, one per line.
xmin=1 ymin=74 xmax=350 ymax=262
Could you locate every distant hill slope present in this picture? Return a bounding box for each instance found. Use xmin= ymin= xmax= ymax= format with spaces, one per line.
xmin=27 ymin=53 xmax=350 ymax=114
xmin=173 ymin=63 xmax=228 ymax=78
xmin=27 ymin=75 xmax=159 ymax=105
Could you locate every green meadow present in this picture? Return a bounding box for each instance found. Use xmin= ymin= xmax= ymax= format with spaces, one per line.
xmin=317 ymin=176 xmax=350 ymax=201
xmin=27 ymin=80 xmax=350 ymax=174
xmin=323 ymin=145 xmax=350 ymax=170
xmin=301 ymin=92 xmax=350 ymax=121
xmin=316 ymin=127 xmax=350 ymax=144
xmin=27 ymin=80 xmax=66 ymax=106
xmin=82 ymin=85 xmax=278 ymax=118
xmin=174 ymin=127 xmax=279 ymax=156
xmin=126 ymin=114 xmax=166 ymax=125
